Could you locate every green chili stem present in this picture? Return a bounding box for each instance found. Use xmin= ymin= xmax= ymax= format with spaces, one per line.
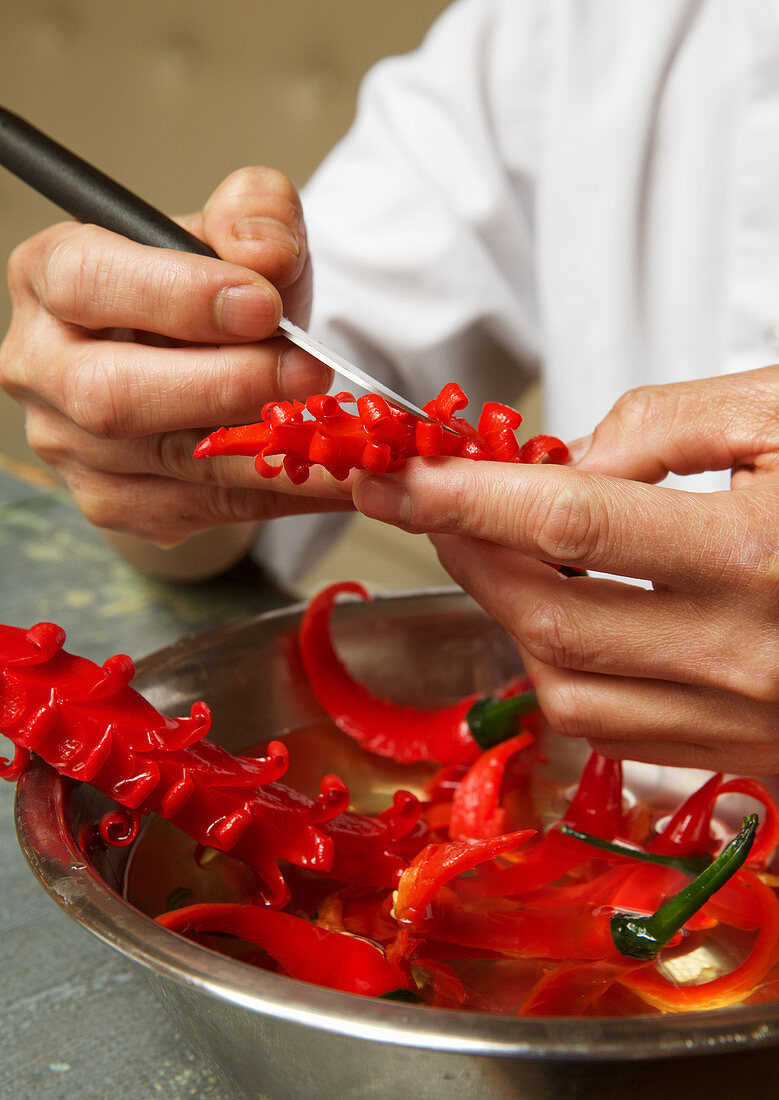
xmin=610 ymin=814 xmax=758 ymax=961
xmin=557 ymin=823 xmax=713 ymax=877
xmin=466 ymin=690 xmax=538 ymax=750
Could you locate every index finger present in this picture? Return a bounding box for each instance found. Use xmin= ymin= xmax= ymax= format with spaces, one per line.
xmin=351 ymin=459 xmax=736 ymax=588
xmin=10 ymin=221 xmax=282 ymax=343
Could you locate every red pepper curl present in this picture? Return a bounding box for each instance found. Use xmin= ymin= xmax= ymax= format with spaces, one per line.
xmin=194 ymin=383 xmax=569 ymax=483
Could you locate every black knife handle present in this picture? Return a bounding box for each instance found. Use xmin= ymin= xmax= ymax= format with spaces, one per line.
xmin=0 ymin=105 xmax=218 ymax=259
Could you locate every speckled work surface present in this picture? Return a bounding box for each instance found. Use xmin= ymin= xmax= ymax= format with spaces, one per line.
xmin=0 ymin=460 xmax=289 ymax=1099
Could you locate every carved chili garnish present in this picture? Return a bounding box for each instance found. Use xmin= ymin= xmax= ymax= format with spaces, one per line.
xmin=193 ymin=382 xmax=569 ymax=483
xmin=0 ymin=622 xmax=417 ymax=905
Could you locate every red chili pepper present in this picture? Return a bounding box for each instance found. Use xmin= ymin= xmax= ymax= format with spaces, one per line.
xmin=0 ymin=622 xmax=416 ymax=902
xmin=447 ymin=732 xmax=533 ymax=841
xmin=194 ymin=383 xmax=568 ymax=484
xmin=463 ymin=752 xmax=625 ymax=898
xmin=298 ymin=581 xmax=538 ymax=765
xmin=157 ymin=902 xmax=414 ymax=997
xmin=617 ymin=869 xmax=779 ymax=1011
xmin=393 ymin=832 xmax=536 ymax=926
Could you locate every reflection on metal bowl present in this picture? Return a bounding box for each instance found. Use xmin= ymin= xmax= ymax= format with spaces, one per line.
xmin=14 ymin=588 xmax=779 ymax=1099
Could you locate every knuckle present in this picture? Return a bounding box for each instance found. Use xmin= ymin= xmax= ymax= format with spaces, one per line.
xmin=6 ymin=238 xmax=37 ymax=303
xmin=609 ymin=384 xmax=673 ymax=438
xmin=730 ymin=640 xmax=779 ymax=705
xmin=541 ymin=680 xmax=594 ymax=739
xmin=207 ymin=486 xmax=256 ymax=525
xmin=24 ymin=410 xmax=66 ymax=466
xmin=64 ymin=347 xmax=126 ymax=438
xmin=153 ymin=432 xmax=199 ymax=483
xmin=211 ymin=348 xmax=270 ymax=421
xmin=519 ymin=600 xmax=587 ymax=670
xmin=526 ymin=482 xmax=608 ymax=565
xmin=38 ymin=227 xmax=95 ymax=320
xmin=67 ymin=467 xmax=113 ymax=529
xmin=7 ymin=225 xmax=72 ymax=305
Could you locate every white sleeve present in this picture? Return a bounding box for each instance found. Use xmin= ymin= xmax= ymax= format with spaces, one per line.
xmin=304 ymin=0 xmax=548 ymax=409
xmin=252 ymin=0 xmax=550 ymax=587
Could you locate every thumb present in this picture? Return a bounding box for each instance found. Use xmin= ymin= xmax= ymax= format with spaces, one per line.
xmin=571 ymin=366 xmax=779 ymax=483
xmin=192 ymin=166 xmax=307 ymax=293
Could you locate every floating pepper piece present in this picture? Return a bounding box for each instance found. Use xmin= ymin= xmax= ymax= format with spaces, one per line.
xmin=194 ymin=383 xmax=569 ymax=484
xmin=297 ymin=581 xmax=539 ymax=765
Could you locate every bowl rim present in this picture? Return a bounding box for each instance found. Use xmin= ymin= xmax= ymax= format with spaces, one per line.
xmin=14 ymin=588 xmax=779 ymax=1062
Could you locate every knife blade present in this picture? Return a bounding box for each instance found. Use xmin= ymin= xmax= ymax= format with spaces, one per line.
xmin=0 ymin=105 xmax=447 ymax=428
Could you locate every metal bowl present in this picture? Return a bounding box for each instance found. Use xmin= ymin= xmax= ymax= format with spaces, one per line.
xmin=14 ymin=588 xmax=779 ymax=1099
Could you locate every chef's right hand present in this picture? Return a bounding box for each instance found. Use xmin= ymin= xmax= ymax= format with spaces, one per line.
xmin=0 ymin=167 xmax=352 ymax=553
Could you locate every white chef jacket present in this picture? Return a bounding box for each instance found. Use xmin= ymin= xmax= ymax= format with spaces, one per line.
xmin=254 ymin=0 xmax=779 ymax=586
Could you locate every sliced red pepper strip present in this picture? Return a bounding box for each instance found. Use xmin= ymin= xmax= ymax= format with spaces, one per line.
xmin=463 ymin=752 xmax=625 ymax=897
xmin=448 ymin=732 xmax=533 ymax=840
xmin=410 ymin=895 xmax=680 ymax=962
xmin=517 ymin=435 xmax=569 ymax=464
xmin=393 ymin=831 xmax=535 ymax=926
xmin=518 ymin=959 xmax=647 ymax=1017
xmin=715 ymin=777 xmax=779 ymax=868
xmin=157 ymin=903 xmax=413 ymax=996
xmin=648 ymin=772 xmax=722 ymax=857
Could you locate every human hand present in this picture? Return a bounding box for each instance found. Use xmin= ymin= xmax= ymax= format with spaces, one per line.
xmin=0 ymin=167 xmax=352 ymax=552
xmin=352 ymin=367 xmax=779 ymax=774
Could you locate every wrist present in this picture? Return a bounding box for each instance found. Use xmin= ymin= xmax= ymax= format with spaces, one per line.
xmin=102 ymin=522 xmax=259 ymax=582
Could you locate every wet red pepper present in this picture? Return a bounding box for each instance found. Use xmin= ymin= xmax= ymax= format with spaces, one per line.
xmin=0 ymin=622 xmax=417 ymax=903
xmin=463 ymin=752 xmax=626 ymax=898
xmin=194 ymin=383 xmax=569 ymax=484
xmin=298 ymin=581 xmax=539 ymax=765
xmin=158 ymin=902 xmax=414 ymax=997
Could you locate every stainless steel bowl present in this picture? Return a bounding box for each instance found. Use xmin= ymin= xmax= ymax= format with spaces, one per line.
xmin=14 ymin=588 xmax=779 ymax=1099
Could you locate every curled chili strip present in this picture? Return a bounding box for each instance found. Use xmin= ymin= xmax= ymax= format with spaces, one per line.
xmin=298 ymin=581 xmax=539 ymax=765
xmin=618 ymin=870 xmax=779 ymax=1011
xmin=194 ymin=383 xmax=568 ymax=483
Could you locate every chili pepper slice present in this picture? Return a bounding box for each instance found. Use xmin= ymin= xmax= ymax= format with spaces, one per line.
xmin=448 ymin=732 xmax=533 ymax=841
xmin=463 ymin=752 xmax=625 ymax=898
xmin=393 ymin=831 xmax=535 ymax=926
xmin=157 ymin=902 xmax=414 ymax=997
xmin=297 ymin=581 xmax=539 ymax=764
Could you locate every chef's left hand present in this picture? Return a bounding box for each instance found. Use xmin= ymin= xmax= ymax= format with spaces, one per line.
xmin=352 ymin=366 xmax=779 ymax=775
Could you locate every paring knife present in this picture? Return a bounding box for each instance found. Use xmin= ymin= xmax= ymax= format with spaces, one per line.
xmin=0 ymin=105 xmax=445 ymax=428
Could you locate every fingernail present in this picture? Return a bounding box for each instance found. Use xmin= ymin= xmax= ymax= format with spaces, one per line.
xmin=217 ymin=283 xmax=277 ymax=337
xmin=353 ymin=474 xmax=412 ymax=526
xmin=277 ymin=346 xmax=332 ymax=400
xmin=566 ymin=433 xmax=593 ymax=464
xmin=232 ymin=216 xmax=300 ymax=255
